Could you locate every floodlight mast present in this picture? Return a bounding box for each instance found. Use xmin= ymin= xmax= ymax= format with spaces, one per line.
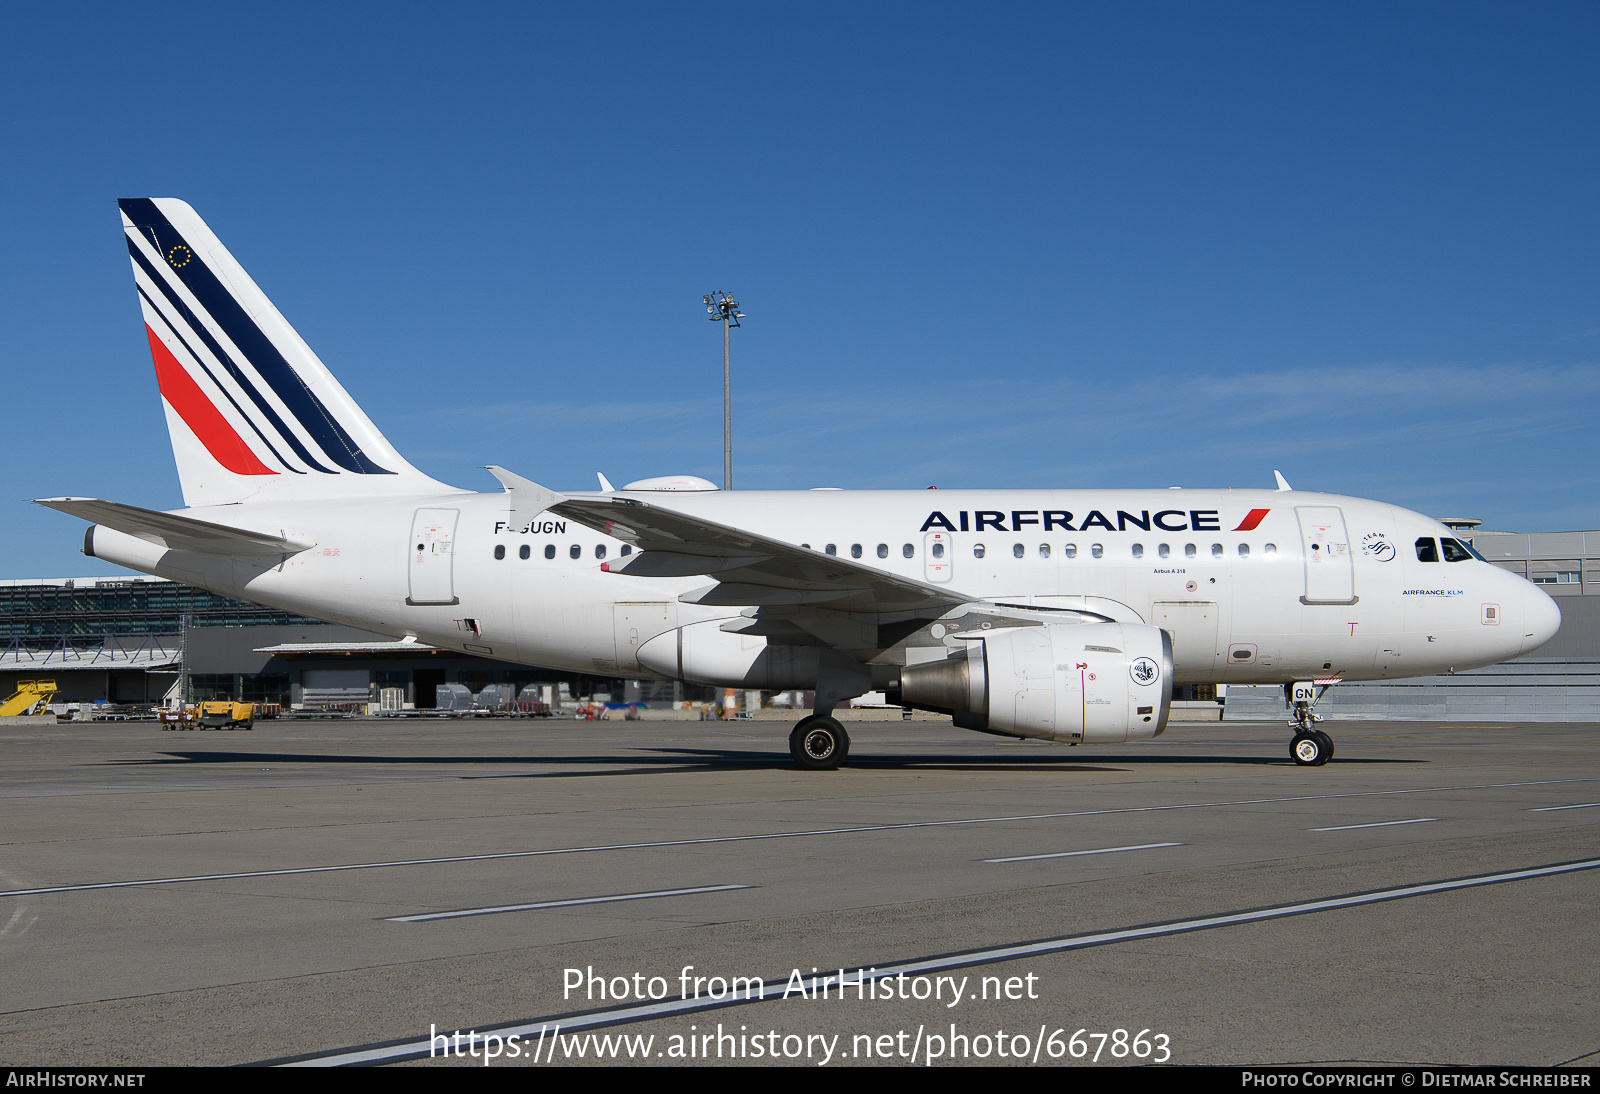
xmin=704 ymin=291 xmax=744 ymax=490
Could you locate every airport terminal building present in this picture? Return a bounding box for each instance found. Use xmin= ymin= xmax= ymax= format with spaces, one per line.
xmin=2 ymin=521 xmax=1594 ymax=719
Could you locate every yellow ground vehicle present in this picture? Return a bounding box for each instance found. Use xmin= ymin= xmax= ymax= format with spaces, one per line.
xmin=0 ymin=679 xmax=57 ymax=717
xmin=196 ymin=701 xmax=256 ymax=730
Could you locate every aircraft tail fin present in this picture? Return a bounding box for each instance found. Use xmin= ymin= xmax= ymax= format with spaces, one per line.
xmin=118 ymin=198 xmax=457 ymax=507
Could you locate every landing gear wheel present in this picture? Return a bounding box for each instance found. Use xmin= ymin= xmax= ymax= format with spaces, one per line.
xmin=790 ymin=716 xmax=849 ymax=770
xmin=1291 ymin=732 xmax=1328 ymax=767
xmin=1314 ymin=730 xmax=1334 ymax=761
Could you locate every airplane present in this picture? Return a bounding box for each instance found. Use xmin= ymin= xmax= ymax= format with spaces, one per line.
xmin=35 ymin=199 xmax=1562 ymax=770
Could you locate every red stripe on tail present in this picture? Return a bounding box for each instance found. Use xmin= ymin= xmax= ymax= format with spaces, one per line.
xmin=145 ymin=325 xmax=277 ymax=476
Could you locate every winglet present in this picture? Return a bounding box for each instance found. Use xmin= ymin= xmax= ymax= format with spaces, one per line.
xmin=597 ymin=472 xmax=615 ymax=492
xmin=484 ymin=466 xmax=567 ymax=515
xmin=1273 ymin=470 xmax=1292 ymax=492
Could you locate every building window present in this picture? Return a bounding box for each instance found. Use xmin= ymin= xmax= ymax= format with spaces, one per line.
xmin=1532 ymin=572 xmax=1580 ymax=585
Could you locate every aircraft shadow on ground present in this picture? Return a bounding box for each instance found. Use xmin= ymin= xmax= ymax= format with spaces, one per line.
xmin=116 ymin=748 xmax=1421 ymax=774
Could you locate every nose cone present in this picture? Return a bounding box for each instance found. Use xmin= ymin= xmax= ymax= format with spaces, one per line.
xmin=1520 ymin=585 xmax=1562 ymax=655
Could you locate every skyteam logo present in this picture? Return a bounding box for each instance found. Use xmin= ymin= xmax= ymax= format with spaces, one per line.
xmin=1129 ymin=657 xmax=1160 ymax=686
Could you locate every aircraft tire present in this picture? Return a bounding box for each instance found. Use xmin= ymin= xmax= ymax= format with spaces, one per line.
xmin=790 ymin=717 xmax=849 ymax=770
xmin=1314 ymin=730 xmax=1334 ymax=761
xmin=1290 ymin=732 xmax=1327 ymax=767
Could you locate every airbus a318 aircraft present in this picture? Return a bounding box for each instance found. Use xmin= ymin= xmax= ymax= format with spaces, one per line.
xmin=37 ymin=200 xmax=1561 ymax=769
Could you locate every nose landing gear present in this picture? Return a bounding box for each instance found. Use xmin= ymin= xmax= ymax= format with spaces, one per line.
xmin=1288 ymin=682 xmax=1334 ymax=766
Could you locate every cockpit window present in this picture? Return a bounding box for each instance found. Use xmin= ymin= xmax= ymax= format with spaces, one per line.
xmin=1415 ymin=537 xmax=1439 ymax=562
xmin=1440 ymin=537 xmax=1473 ymax=563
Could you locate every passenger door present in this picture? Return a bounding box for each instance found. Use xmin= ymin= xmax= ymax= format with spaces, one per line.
xmin=407 ymin=508 xmax=459 ymax=605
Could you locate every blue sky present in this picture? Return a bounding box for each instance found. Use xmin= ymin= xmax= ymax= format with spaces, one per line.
xmin=5 ymin=2 xmax=1599 ymax=576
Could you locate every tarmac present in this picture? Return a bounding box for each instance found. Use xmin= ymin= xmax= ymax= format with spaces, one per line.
xmin=0 ymin=714 xmax=1595 ymax=1067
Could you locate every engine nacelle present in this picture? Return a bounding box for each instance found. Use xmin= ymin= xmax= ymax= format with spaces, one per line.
xmin=898 ymin=622 xmax=1173 ymax=743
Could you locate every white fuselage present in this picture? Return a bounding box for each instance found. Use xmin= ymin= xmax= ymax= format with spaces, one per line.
xmin=88 ymin=486 xmax=1560 ymax=690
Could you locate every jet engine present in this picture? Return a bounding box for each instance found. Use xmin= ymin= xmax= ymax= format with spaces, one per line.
xmin=895 ymin=622 xmax=1173 ymax=743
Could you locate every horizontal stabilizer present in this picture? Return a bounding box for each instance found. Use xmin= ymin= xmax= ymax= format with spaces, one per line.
xmin=33 ymin=498 xmax=315 ymax=557
xmin=485 ymin=466 xmax=567 ymax=516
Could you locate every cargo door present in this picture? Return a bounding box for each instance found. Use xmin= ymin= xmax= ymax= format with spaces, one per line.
xmin=613 ymin=602 xmax=677 ymax=672
xmin=408 ymin=508 xmax=459 ymax=605
xmin=1153 ymin=601 xmax=1218 ymax=673
xmin=1296 ymin=506 xmax=1355 ymax=605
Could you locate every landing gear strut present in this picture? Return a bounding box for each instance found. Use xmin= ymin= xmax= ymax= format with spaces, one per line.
xmin=789 ymin=714 xmax=849 ymax=770
xmin=1288 ymin=683 xmax=1334 ymax=767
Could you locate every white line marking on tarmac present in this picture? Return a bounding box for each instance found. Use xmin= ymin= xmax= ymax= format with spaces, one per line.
xmin=1531 ymin=802 xmax=1600 ymax=812
xmin=275 ymin=856 xmax=1600 ymax=1066
xmin=5 ymin=776 xmax=1595 ymax=898
xmin=1310 ymin=818 xmax=1438 ymax=832
xmin=386 ymin=884 xmax=753 ymax=922
xmin=984 ymin=842 xmax=1183 ymax=863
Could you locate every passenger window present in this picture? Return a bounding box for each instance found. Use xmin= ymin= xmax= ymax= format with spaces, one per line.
xmin=1416 ymin=537 xmax=1439 ymax=562
xmin=902 ymin=543 xmax=914 ymax=558
xmin=1238 ymin=544 xmax=1249 ymax=558
xmin=595 ymin=544 xmax=606 ymax=560
xmin=1064 ymin=544 xmax=1077 ymax=559
xmin=877 ymin=544 xmax=888 ymax=558
xmin=1441 ymin=538 xmax=1472 ymax=563
xmin=1264 ymin=543 xmax=1276 ymax=554
xmin=932 ymin=542 xmax=945 ymax=558
xmin=801 ymin=543 xmax=811 ymax=550
xmin=620 ymin=544 xmax=632 ymax=556
xmin=1131 ymin=543 xmax=1144 ymax=559
xmin=544 ymin=545 xmax=555 ymax=559
xmin=1091 ymin=544 xmax=1103 ymax=558
xmin=1185 ymin=543 xmax=1197 ymax=558
xmin=1158 ymin=544 xmax=1170 ymax=559
xmin=973 ymin=543 xmax=986 ymax=558
xmin=825 ymin=544 xmax=837 ymax=556
xmin=1013 ymin=543 xmax=1025 ymax=558
xmin=519 ymin=545 xmax=530 ymax=560
xmin=851 ymin=544 xmax=863 ymax=558
xmin=569 ymin=545 xmax=581 ymax=560
xmin=1211 ymin=543 xmax=1224 ymax=558
xmin=494 ymin=545 xmax=505 ymax=560
xmin=1039 ymin=543 xmax=1050 ymax=558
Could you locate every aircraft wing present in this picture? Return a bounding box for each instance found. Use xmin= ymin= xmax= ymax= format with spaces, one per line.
xmin=486 ymin=467 xmax=966 ymax=615
xmin=33 ymin=498 xmax=316 ymax=557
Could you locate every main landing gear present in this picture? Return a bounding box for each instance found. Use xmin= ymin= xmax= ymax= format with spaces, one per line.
xmin=1288 ymin=682 xmax=1335 ymax=767
xmin=789 ymin=714 xmax=850 ymax=770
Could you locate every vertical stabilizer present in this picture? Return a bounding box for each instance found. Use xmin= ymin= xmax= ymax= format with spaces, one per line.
xmin=119 ymin=198 xmax=457 ymax=506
